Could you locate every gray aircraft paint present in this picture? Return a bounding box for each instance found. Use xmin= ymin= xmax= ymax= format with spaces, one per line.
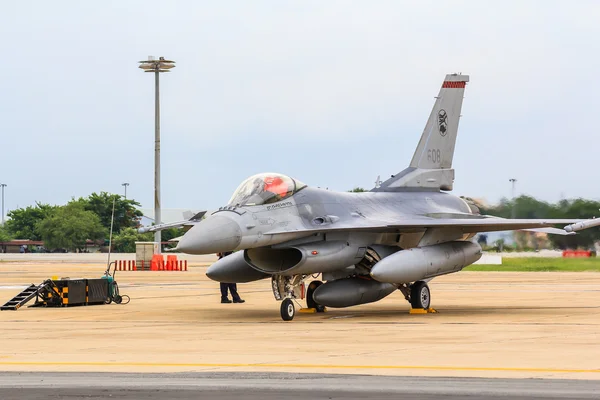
xmin=141 ymin=74 xmax=599 ymax=318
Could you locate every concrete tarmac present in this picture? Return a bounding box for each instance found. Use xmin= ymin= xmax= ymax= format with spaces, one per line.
xmin=0 ymin=259 xmax=599 ymax=384
xmin=0 ymin=372 xmax=599 ymax=400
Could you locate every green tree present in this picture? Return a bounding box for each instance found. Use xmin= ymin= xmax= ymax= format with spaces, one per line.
xmin=37 ymin=203 xmax=106 ymax=252
xmin=110 ymin=227 xmax=184 ymax=253
xmin=161 ymin=227 xmax=186 ymax=250
xmin=549 ymin=199 xmax=600 ymax=249
xmin=494 ymin=238 xmax=506 ymax=252
xmin=112 ymin=227 xmax=153 ymax=253
xmin=5 ymin=202 xmax=58 ymax=240
xmin=71 ymin=192 xmax=143 ymax=234
xmin=161 ymin=228 xmax=185 ymax=242
xmin=479 ymin=195 xmax=554 ymax=219
xmin=348 ymin=187 xmax=367 ymax=192
xmin=480 ymin=195 xmax=600 ymax=250
xmin=476 ymin=234 xmax=488 ymax=247
xmin=0 ymin=224 xmax=11 ymax=242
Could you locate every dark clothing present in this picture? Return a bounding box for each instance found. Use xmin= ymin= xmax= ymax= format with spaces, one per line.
xmin=217 ymin=252 xmax=233 ymax=259
xmin=220 ymin=282 xmax=241 ymax=301
xmin=217 ymin=251 xmax=242 ymax=302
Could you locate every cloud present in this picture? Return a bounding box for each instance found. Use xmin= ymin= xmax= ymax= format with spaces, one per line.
xmin=0 ymin=1 xmax=598 ymax=213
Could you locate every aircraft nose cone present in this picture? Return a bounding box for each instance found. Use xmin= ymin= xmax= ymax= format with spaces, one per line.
xmin=176 ymin=215 xmax=242 ymax=254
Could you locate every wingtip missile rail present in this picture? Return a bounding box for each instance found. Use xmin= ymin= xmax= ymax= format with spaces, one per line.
xmin=564 ymin=217 xmax=600 ymax=233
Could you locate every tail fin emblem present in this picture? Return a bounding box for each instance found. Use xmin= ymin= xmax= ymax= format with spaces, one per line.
xmin=438 ymin=109 xmax=448 ymax=136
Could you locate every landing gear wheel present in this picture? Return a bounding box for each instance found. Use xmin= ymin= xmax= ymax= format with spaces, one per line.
xmin=306 ymin=280 xmax=325 ymax=312
xmin=410 ymin=281 xmax=431 ymax=309
xmin=280 ymin=298 xmax=295 ymax=321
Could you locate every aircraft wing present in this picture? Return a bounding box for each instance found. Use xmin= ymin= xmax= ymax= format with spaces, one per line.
xmin=138 ymin=211 xmax=206 ymax=234
xmin=266 ymin=216 xmax=600 ymax=236
xmin=384 ymin=218 xmax=585 ymax=234
xmin=520 ymin=227 xmax=574 ymax=236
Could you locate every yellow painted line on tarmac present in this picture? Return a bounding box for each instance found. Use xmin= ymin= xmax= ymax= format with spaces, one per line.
xmin=0 ymin=361 xmax=599 ymax=374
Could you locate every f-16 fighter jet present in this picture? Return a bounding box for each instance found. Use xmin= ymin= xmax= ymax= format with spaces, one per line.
xmin=141 ymin=74 xmax=600 ymax=321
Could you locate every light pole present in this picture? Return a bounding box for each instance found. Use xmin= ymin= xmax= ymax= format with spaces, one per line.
xmin=0 ymin=184 xmax=6 ymax=225
xmin=139 ymin=56 xmax=175 ymax=253
xmin=122 ymin=182 xmax=130 ymax=199
xmin=509 ymin=178 xmax=517 ymax=218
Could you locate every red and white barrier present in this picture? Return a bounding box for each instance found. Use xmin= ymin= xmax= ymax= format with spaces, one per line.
xmin=115 ymin=257 xmax=188 ymax=271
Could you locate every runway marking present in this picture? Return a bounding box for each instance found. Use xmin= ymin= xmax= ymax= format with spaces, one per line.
xmin=0 ymin=361 xmax=598 ymax=374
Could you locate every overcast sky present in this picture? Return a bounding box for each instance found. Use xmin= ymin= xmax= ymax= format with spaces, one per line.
xmin=1 ymin=0 xmax=599 ymax=218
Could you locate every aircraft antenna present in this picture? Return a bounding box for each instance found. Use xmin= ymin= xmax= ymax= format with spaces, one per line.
xmin=375 ymin=175 xmax=382 ymax=189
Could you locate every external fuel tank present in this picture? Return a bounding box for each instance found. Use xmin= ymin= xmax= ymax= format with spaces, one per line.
xmin=370 ymin=241 xmax=482 ymax=284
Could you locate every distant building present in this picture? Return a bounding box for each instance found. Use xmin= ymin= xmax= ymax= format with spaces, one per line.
xmin=0 ymin=239 xmax=102 ymax=253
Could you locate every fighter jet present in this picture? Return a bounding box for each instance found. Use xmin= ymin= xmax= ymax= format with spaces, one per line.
xmin=141 ymin=73 xmax=600 ymax=321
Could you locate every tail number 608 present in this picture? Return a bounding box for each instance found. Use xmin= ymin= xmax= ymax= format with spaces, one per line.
xmin=427 ymin=148 xmax=441 ymax=164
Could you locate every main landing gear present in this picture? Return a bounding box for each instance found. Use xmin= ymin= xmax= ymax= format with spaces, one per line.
xmin=399 ymin=280 xmax=436 ymax=313
xmin=410 ymin=280 xmax=431 ymax=309
xmin=306 ymin=280 xmax=326 ymax=313
xmin=272 ymin=276 xmax=326 ymax=321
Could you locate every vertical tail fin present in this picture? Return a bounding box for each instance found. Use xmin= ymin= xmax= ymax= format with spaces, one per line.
xmin=374 ymin=73 xmax=469 ymax=192
xmin=410 ymin=74 xmax=469 ymax=170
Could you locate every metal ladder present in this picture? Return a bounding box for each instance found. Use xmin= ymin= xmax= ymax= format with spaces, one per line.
xmin=0 ymin=281 xmax=54 ymax=310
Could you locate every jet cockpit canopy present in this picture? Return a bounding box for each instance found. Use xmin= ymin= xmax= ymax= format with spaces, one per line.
xmin=228 ymin=173 xmax=306 ymax=207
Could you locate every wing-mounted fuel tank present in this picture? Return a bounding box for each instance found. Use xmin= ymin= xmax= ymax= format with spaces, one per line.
xmin=244 ymin=241 xmax=365 ymax=276
xmin=370 ymin=241 xmax=482 ymax=284
xmin=206 ymin=251 xmax=270 ymax=283
xmin=312 ymin=278 xmax=397 ymax=308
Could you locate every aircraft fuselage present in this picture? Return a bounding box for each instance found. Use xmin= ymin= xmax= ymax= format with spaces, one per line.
xmin=176 ymin=187 xmax=475 ymax=255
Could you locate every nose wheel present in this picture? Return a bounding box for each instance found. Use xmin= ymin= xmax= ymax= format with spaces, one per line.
xmin=280 ymin=298 xmax=295 ymax=321
xmin=272 ymin=275 xmax=306 ymax=321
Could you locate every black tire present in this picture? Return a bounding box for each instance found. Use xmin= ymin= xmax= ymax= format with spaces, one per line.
xmin=306 ymin=280 xmax=324 ymax=311
xmin=410 ymin=281 xmax=431 ymax=309
xmin=280 ymin=298 xmax=295 ymax=321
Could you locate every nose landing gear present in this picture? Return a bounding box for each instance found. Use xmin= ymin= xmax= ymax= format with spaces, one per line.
xmin=272 ymin=275 xmax=303 ymax=321
xmin=272 ymin=275 xmax=326 ymax=321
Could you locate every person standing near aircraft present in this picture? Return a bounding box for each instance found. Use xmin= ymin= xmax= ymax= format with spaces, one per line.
xmin=217 ymin=252 xmax=245 ymax=304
